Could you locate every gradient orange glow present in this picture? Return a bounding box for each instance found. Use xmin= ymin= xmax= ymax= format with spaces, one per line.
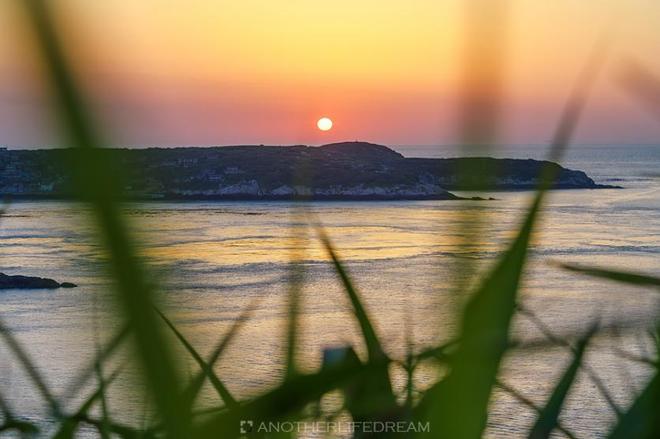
xmin=1 ymin=0 xmax=660 ymax=147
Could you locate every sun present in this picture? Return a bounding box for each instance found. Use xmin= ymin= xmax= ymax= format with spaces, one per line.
xmin=317 ymin=117 xmax=333 ymax=131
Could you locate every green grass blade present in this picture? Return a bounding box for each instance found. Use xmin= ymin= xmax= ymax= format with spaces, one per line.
xmin=0 ymin=419 xmax=38 ymax=436
xmin=155 ymin=308 xmax=238 ymax=409
xmin=559 ymin=263 xmax=660 ymax=288
xmin=496 ymin=380 xmax=577 ymax=439
xmin=619 ymin=60 xmax=660 ymax=122
xmin=285 ymin=261 xmax=304 ymax=380
xmin=608 ymin=373 xmax=660 ymax=438
xmin=0 ymin=392 xmax=37 ymax=437
xmin=543 ymin=37 xmax=610 ymax=165
xmin=317 ymin=227 xmax=386 ymax=362
xmin=529 ymin=334 xmax=591 ymax=439
xmin=183 ymin=299 xmax=260 ymax=407
xmin=53 ymin=366 xmax=122 ymax=439
xmin=316 ymin=227 xmax=399 ymax=422
xmin=196 ymin=355 xmax=390 ymax=438
xmin=63 ymin=324 xmax=129 ymax=404
xmin=414 ymin=340 xmax=458 ymax=364
xmin=284 ymin=211 xmax=308 ymax=380
xmin=518 ymin=306 xmax=622 ymax=416
xmin=315 ymin=226 xmax=400 ymax=425
xmin=94 ymin=361 xmax=111 ymax=439
xmin=416 ymin=42 xmax=608 ymax=439
xmin=1 ymin=391 xmax=33 ymax=436
xmin=419 ymin=196 xmax=541 ymax=438
xmin=404 ymin=310 xmax=414 ymax=412
xmin=0 ymin=319 xmax=60 ymax=416
xmin=75 ymin=414 xmax=153 ymax=439
xmin=19 ymin=2 xmax=186 ymax=435
xmin=0 ymin=388 xmax=14 ymax=420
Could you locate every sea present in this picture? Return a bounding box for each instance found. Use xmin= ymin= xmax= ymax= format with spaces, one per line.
xmin=0 ymin=144 xmax=658 ymax=437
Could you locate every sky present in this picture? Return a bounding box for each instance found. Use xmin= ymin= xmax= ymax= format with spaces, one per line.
xmin=1 ymin=0 xmax=660 ymax=148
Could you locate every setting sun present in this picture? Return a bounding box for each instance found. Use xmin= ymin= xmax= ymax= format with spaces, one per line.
xmin=317 ymin=117 xmax=333 ymax=131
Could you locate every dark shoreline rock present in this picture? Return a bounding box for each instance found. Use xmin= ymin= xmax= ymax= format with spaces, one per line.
xmin=0 ymin=273 xmax=77 ymax=290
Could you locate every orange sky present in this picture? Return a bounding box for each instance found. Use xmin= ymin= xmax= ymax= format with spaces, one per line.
xmin=1 ymin=0 xmax=660 ymax=147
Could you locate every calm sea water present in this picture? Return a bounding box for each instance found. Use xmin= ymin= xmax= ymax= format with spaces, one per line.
xmin=0 ymin=144 xmax=659 ymax=437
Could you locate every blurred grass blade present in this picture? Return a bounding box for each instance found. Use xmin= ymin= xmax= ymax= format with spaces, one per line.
xmin=155 ymin=308 xmax=238 ymax=409
xmin=183 ymin=299 xmax=260 ymax=406
xmin=19 ymin=2 xmax=186 ymax=435
xmin=0 ymin=319 xmax=60 ymax=416
xmin=419 ymin=194 xmax=541 ymax=438
xmin=316 ymin=226 xmax=398 ymax=421
xmin=496 ymin=380 xmax=577 ymax=439
xmin=197 ymin=355 xmax=390 ymax=438
xmin=619 ymin=60 xmax=660 ymax=122
xmin=417 ymin=41 xmax=607 ymax=439
xmin=322 ymin=346 xmax=399 ymax=426
xmin=53 ymin=366 xmax=122 ymax=439
xmin=559 ymin=263 xmax=660 ymax=288
xmin=285 ymin=222 xmax=307 ymax=379
xmin=404 ymin=309 xmax=414 ymax=411
xmin=608 ymin=373 xmax=660 ymax=438
xmin=517 ymin=306 xmax=621 ymax=416
xmin=63 ymin=324 xmax=129 ymax=402
xmin=414 ymin=340 xmax=457 ymax=364
xmin=544 ymin=37 xmax=609 ymax=165
xmin=0 ymin=391 xmax=12 ymax=419
xmin=317 ymin=227 xmax=386 ymax=362
xmin=0 ymin=419 xmax=38 ymax=436
xmin=285 ymin=283 xmax=301 ymax=380
xmin=94 ymin=361 xmax=111 ymax=439
xmin=75 ymin=415 xmax=152 ymax=439
xmin=529 ymin=334 xmax=591 ymax=439
xmin=285 ymin=262 xmax=304 ymax=379
xmin=0 ymin=392 xmax=36 ymax=437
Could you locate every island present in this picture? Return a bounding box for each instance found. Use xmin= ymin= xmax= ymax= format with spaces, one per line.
xmin=0 ymin=273 xmax=77 ymax=290
xmin=0 ymin=142 xmax=616 ymax=201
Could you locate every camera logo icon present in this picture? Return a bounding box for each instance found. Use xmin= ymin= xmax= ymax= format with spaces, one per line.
xmin=240 ymin=420 xmax=254 ymax=434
